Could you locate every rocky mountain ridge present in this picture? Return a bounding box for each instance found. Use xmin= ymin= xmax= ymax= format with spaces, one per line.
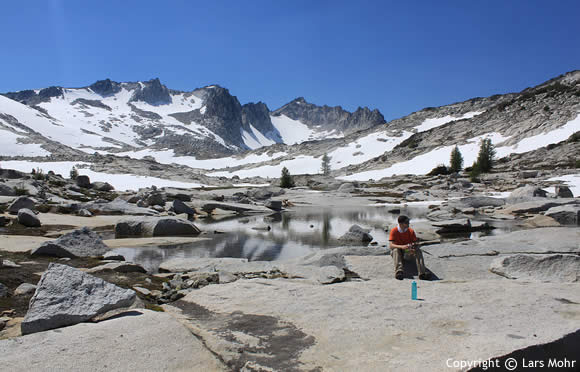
xmin=1 ymin=79 xmax=385 ymax=159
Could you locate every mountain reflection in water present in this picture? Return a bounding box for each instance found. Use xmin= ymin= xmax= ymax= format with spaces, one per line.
xmin=107 ymin=205 xmax=514 ymax=273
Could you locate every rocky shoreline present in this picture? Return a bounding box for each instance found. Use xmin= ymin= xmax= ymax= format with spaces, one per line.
xmin=0 ymin=166 xmax=578 ymax=371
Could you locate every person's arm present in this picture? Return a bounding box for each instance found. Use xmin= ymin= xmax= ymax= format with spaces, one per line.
xmin=389 ymin=241 xmax=412 ymax=250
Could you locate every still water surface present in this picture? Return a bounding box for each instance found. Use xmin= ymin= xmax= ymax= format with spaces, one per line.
xmin=107 ymin=205 xmax=519 ymax=272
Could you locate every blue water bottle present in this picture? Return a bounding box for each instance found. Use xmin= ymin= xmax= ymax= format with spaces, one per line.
xmin=411 ymin=281 xmax=417 ymax=300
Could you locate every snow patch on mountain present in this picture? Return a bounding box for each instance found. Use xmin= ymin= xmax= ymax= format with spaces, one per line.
xmin=0 ymin=130 xmax=50 ymax=156
xmin=270 ymin=114 xmax=342 ymax=145
xmin=414 ymin=111 xmax=483 ymax=132
xmin=0 ymin=160 xmax=207 ymax=191
xmin=241 ymin=125 xmax=277 ymax=149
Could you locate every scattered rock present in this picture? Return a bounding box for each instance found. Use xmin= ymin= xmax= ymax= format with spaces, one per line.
xmin=17 ymin=208 xmax=41 ymax=227
xmin=507 ymin=185 xmax=547 ymax=202
xmin=247 ymin=187 xmax=285 ymax=200
xmin=449 ymin=196 xmax=506 ymax=208
xmin=0 ymin=184 xmax=15 ymax=196
xmin=555 ymin=185 xmax=574 ymax=198
xmin=338 ymin=225 xmax=373 ymax=243
xmin=91 ymin=181 xmax=114 ymax=191
xmin=85 ymin=262 xmax=147 ymax=274
xmin=31 ymin=227 xmax=110 ymax=258
xmin=251 ymin=224 xmax=271 ymax=231
xmin=0 ymin=216 xmax=8 ymax=227
xmin=337 ymin=183 xmax=356 ymax=192
xmin=0 ymin=283 xmax=8 ymax=297
xmin=545 ymin=205 xmax=580 ymax=225
xmin=265 ymin=200 xmax=282 ymax=211
xmin=14 ymin=283 xmax=37 ymax=296
xmin=433 ymin=219 xmax=494 ymax=234
xmin=8 ymin=196 xmax=36 ymax=214
xmin=115 ymin=217 xmax=201 ymax=237
xmin=76 ymin=175 xmax=91 ymax=188
xmin=171 ymin=199 xmax=196 ymax=216
xmin=102 ymin=252 xmax=125 ymax=261
xmin=519 ymin=170 xmax=538 ymax=179
xmin=489 ymin=254 xmax=580 ymax=282
xmin=145 ymin=191 xmax=166 ymax=206
xmin=21 ymin=263 xmax=136 ymax=335
xmin=522 ymin=215 xmax=560 ymax=228
xmin=77 ymin=208 xmax=93 ymax=217
xmin=81 ymin=198 xmax=158 ymax=216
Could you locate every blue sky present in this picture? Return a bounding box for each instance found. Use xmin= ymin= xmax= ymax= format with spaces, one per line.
xmin=2 ymin=1 xmax=579 ymax=120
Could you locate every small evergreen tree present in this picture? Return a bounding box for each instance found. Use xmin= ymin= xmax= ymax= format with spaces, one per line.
xmin=475 ymin=138 xmax=496 ymax=173
xmin=449 ymin=145 xmax=464 ymax=173
xmin=70 ymin=166 xmax=79 ymax=180
xmin=321 ymin=153 xmax=331 ymax=176
xmin=280 ymin=167 xmax=295 ymax=188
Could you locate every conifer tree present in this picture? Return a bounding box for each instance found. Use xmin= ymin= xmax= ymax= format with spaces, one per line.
xmin=280 ymin=167 xmax=295 ymax=188
xmin=475 ymin=138 xmax=495 ymax=173
xmin=449 ymin=145 xmax=464 ymax=173
xmin=321 ymin=153 xmax=331 ymax=176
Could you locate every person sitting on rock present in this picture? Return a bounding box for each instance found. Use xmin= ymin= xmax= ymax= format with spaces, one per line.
xmin=389 ymin=215 xmax=430 ymax=280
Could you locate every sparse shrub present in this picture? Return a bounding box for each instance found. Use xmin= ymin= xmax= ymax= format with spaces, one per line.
xmin=469 ymin=163 xmax=481 ymax=182
xmin=543 ymin=105 xmax=550 ymax=112
xmin=449 ymin=145 xmax=464 ymax=173
xmin=575 ymin=159 xmax=580 ymax=168
xmin=428 ymin=164 xmax=450 ymax=176
xmin=14 ymin=185 xmax=29 ymax=196
xmin=280 ymin=167 xmax=295 ymax=188
xmin=32 ymin=168 xmax=46 ymax=180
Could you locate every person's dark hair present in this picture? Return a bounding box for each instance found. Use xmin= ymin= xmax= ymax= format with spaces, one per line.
xmin=397 ymin=215 xmax=410 ymax=224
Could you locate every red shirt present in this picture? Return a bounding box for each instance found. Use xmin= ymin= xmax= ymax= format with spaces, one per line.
xmin=389 ymin=227 xmax=417 ymax=246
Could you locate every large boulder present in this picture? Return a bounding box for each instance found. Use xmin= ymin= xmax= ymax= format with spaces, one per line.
xmin=31 ymin=227 xmax=110 ymax=258
xmin=115 ymin=217 xmax=201 ymax=238
xmin=265 ymin=200 xmax=282 ymax=211
xmin=91 ymin=181 xmax=114 ymax=192
xmin=337 ymin=183 xmax=356 ymax=192
xmin=545 ymin=205 xmax=580 ymax=225
xmin=21 ymin=263 xmax=136 ymax=335
xmin=507 ymin=185 xmax=547 ymax=202
xmin=17 ymin=208 xmax=41 ymax=227
xmin=489 ymin=254 xmax=580 ymax=282
xmin=171 ymin=199 xmax=196 ymax=216
xmin=247 ymin=187 xmax=285 ymax=200
xmin=338 ymin=225 xmax=373 ymax=243
xmin=0 ymin=184 xmax=15 ymax=196
xmin=555 ymin=185 xmax=574 ymax=198
xmin=76 ymin=175 xmax=91 ymax=188
xmin=81 ymin=198 xmax=158 ymax=216
xmin=8 ymin=196 xmax=35 ymax=214
xmin=145 ymin=191 xmax=166 ymax=206
xmin=449 ymin=196 xmax=505 ymax=208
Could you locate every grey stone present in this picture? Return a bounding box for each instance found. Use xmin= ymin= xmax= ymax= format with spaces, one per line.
xmin=115 ymin=217 xmax=201 ymax=237
xmin=0 ymin=216 xmax=8 ymax=227
xmin=519 ymin=170 xmax=538 ymax=179
xmin=17 ymin=208 xmax=41 ymax=227
xmin=103 ymin=252 xmax=125 ymax=261
xmin=545 ymin=205 xmax=580 ymax=225
xmin=14 ymin=283 xmax=37 ymax=296
xmin=338 ymin=224 xmax=373 ymax=243
xmin=265 ymin=200 xmax=283 ymax=211
xmin=247 ymin=187 xmax=285 ymax=200
xmin=0 ymin=310 xmax=224 ymax=371
xmin=81 ymin=198 xmax=158 ymax=216
xmin=77 ymin=208 xmax=93 ymax=217
xmin=76 ymin=175 xmax=91 ymax=188
xmin=489 ymin=254 xmax=580 ymax=282
xmin=8 ymin=196 xmax=35 ymax=214
xmin=171 ymin=199 xmax=196 ymax=216
xmin=0 ymin=184 xmax=15 ymax=196
xmin=21 ymin=263 xmax=136 ymax=335
xmin=91 ymin=182 xmax=114 ymax=192
xmin=337 ymin=183 xmax=356 ymax=192
xmin=146 ymin=191 xmax=166 ymax=206
xmin=85 ymin=262 xmax=147 ymax=274
xmin=449 ymin=196 xmax=506 ymax=208
xmin=0 ymin=283 xmax=8 ymax=297
xmin=555 ymin=185 xmax=574 ymax=198
xmin=507 ymin=185 xmax=547 ymax=201
xmin=31 ymin=227 xmax=110 ymax=258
